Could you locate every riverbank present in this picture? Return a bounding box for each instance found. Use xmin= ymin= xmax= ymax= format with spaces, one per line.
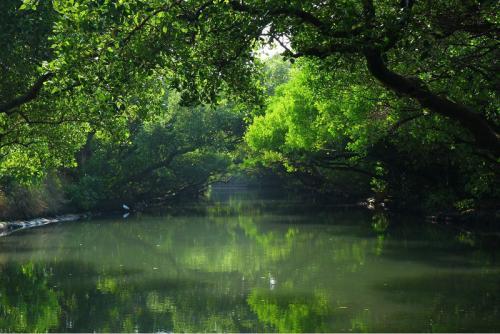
xmin=0 ymin=189 xmax=497 ymax=239
xmin=0 ymin=213 xmax=85 ymax=237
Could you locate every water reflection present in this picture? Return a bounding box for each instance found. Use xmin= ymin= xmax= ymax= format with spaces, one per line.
xmin=0 ymin=190 xmax=499 ymax=332
xmin=247 ymin=288 xmax=331 ymax=332
xmin=0 ymin=262 xmax=60 ymax=332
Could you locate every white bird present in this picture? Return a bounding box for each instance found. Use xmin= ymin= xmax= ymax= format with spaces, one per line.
xmin=122 ymin=204 xmax=130 ymax=211
xmin=269 ymin=273 xmax=276 ymax=286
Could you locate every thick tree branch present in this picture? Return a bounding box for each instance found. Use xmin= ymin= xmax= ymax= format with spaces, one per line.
xmin=364 ymin=49 xmax=500 ymax=155
xmin=229 ymin=1 xmax=326 ymax=32
xmin=0 ymin=72 xmax=53 ymax=114
xmin=228 ymin=1 xmax=362 ymax=39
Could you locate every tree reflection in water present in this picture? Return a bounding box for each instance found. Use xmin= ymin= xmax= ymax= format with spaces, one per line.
xmin=0 ymin=191 xmax=499 ymax=332
xmin=0 ymin=262 xmax=60 ymax=332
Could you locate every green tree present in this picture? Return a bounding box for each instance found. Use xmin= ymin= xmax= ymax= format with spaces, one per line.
xmin=68 ymin=90 xmax=246 ymax=210
xmin=2 ymin=0 xmax=498 ymax=212
xmin=36 ymin=0 xmax=498 ymax=155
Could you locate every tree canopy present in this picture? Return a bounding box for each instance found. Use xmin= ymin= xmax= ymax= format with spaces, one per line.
xmin=0 ymin=0 xmax=498 ymax=215
xmin=27 ymin=0 xmax=498 ymax=151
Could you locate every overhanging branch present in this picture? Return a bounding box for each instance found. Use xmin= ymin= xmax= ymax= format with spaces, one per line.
xmin=364 ymin=48 xmax=500 ymax=155
xmin=0 ymin=72 xmax=54 ymax=115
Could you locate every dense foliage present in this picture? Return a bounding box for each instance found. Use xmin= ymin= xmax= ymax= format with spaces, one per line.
xmin=0 ymin=0 xmax=498 ymax=216
xmin=68 ymin=91 xmax=246 ymax=210
xmin=246 ymin=58 xmax=499 ymax=211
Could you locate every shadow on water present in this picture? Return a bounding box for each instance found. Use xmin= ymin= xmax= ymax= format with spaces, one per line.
xmin=0 ymin=244 xmax=41 ymax=254
xmin=371 ymin=272 xmax=500 ymax=332
xmin=0 ymin=241 xmax=82 ymax=254
xmin=380 ymin=240 xmax=498 ymax=269
xmin=361 ymin=211 xmax=500 ymax=270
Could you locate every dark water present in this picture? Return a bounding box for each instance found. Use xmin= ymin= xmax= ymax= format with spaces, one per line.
xmin=0 ymin=189 xmax=499 ymax=332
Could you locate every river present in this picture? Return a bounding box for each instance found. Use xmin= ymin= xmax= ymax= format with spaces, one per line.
xmin=0 ymin=188 xmax=499 ymax=332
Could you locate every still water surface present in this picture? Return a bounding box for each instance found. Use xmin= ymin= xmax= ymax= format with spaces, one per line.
xmin=0 ymin=189 xmax=499 ymax=332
